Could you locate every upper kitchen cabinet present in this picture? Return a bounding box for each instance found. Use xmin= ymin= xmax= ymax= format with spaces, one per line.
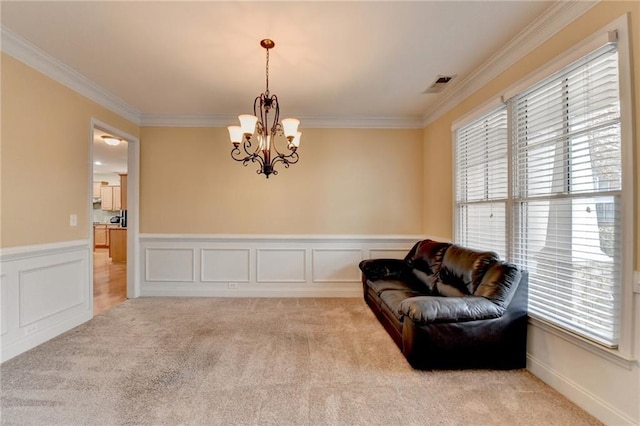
xmin=100 ymin=185 xmax=121 ymax=211
xmin=93 ymin=181 xmax=108 ymax=198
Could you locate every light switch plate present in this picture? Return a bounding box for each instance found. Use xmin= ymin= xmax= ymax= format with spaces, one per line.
xmin=634 ymin=271 xmax=640 ymax=294
xmin=69 ymin=214 xmax=77 ymax=227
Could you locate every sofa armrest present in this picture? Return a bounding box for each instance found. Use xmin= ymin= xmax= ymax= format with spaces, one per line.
xmin=399 ymin=296 xmax=504 ymax=324
xmin=359 ymin=259 xmax=412 ymax=281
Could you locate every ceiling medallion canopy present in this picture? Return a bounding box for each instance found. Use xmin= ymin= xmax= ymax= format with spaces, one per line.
xmin=227 ymin=39 xmax=301 ymax=179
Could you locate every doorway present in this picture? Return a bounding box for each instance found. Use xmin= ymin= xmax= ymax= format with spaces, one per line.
xmin=89 ymin=120 xmax=140 ymax=315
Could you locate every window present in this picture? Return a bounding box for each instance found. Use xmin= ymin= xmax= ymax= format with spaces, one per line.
xmin=455 ymin=106 xmax=508 ymax=258
xmin=512 ymin=43 xmax=621 ymax=347
xmin=454 ymin=37 xmax=627 ymax=348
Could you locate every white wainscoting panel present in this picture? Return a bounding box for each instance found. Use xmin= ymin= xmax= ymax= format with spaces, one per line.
xmin=369 ymin=248 xmax=409 ymax=260
xmin=1 ymin=275 xmax=7 ymax=336
xmin=312 ymin=249 xmax=363 ymax=283
xmin=139 ymin=234 xmax=427 ymax=297
xmin=0 ymin=240 xmax=92 ymax=362
xmin=201 ymin=249 xmax=250 ymax=282
xmin=257 ymin=249 xmax=306 ymax=283
xmin=145 ymin=248 xmax=195 ymax=282
xmin=19 ymin=260 xmax=85 ymax=327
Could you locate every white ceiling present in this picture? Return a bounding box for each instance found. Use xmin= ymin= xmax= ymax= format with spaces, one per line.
xmin=1 ymin=1 xmax=556 ymax=125
xmin=93 ymin=129 xmax=128 ymax=175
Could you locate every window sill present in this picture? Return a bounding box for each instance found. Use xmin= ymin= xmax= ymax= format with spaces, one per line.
xmin=528 ymin=316 xmax=638 ymax=370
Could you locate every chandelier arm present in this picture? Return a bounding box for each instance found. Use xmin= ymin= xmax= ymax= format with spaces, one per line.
xmin=231 ymin=143 xmax=264 ymax=167
xmin=241 ymin=138 xmax=257 ymax=157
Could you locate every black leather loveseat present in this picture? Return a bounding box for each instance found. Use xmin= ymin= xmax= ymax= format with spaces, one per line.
xmin=359 ymin=239 xmax=528 ymax=370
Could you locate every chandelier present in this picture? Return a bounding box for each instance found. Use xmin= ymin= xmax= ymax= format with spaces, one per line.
xmin=227 ymin=39 xmax=301 ymax=178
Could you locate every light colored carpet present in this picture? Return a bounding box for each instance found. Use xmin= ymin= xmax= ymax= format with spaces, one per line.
xmin=1 ymin=297 xmax=601 ymax=425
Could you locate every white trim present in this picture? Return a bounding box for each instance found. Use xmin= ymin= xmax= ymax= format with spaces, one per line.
xmin=311 ymin=248 xmax=364 ymax=283
xmin=200 ymin=248 xmax=251 ymax=283
xmin=451 ymin=97 xmax=504 ymax=131
xmin=1 ymin=310 xmax=92 ymax=363
xmin=256 ymin=248 xmax=307 ymax=283
xmin=140 ymin=287 xmax=362 ymax=298
xmin=1 ymin=242 xmax=92 ymax=362
xmin=502 ymin=29 xmax=617 ymax=101
xmin=422 ymin=0 xmax=597 ymax=127
xmin=0 ymin=240 xmax=88 ymax=261
xmin=1 ymin=26 xmax=140 ymax=125
xmin=611 ymin=13 xmax=636 ymax=362
xmin=139 ymin=233 xmax=429 ymax=243
xmin=529 ymin=317 xmax=637 ymax=369
xmin=90 ymin=118 xmax=141 ymax=299
xmin=140 ymin=113 xmax=424 ymax=129
xmin=140 ymin=234 xmax=425 ymax=298
xmin=527 ymin=354 xmax=637 ymax=426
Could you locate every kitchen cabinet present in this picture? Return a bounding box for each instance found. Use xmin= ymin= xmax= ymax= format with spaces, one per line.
xmin=94 ymin=225 xmax=108 ymax=248
xmin=109 ymin=228 xmax=127 ymax=263
xmin=94 ymin=224 xmax=121 ymax=249
xmin=100 ymin=186 xmax=121 ymax=211
xmin=93 ymin=181 xmax=108 ymax=198
xmin=119 ymin=174 xmax=128 ymax=210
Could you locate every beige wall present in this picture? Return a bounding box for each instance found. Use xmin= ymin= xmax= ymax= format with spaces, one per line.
xmin=422 ymin=0 xmax=640 ymax=270
xmin=140 ymin=127 xmax=423 ymax=235
xmin=1 ymin=54 xmax=139 ymax=248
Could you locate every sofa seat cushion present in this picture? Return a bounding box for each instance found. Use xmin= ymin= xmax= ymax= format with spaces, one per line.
xmin=379 ymin=290 xmax=422 ymax=322
xmin=399 ymin=296 xmax=503 ymax=324
xmin=367 ymin=279 xmax=421 ymax=296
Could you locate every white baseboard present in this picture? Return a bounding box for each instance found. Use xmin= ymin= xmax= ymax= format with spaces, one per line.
xmin=1 ymin=240 xmax=92 ymax=363
xmin=527 ymin=354 xmax=637 ymax=426
xmin=1 ymin=310 xmax=92 ymax=362
xmin=139 ymin=234 xmax=429 ymax=298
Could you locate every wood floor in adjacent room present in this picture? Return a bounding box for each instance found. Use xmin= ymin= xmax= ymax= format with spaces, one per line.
xmin=93 ymin=247 xmax=126 ymax=315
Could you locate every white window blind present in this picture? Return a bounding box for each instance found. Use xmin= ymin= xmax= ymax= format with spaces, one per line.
xmin=512 ymin=43 xmax=621 ymax=347
xmin=455 ymin=105 xmax=508 ymax=258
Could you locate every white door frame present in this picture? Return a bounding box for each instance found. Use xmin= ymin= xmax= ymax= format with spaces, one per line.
xmin=88 ymin=118 xmax=140 ymax=302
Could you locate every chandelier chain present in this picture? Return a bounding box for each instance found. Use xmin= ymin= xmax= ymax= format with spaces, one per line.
xmin=265 ymin=48 xmax=270 ymax=96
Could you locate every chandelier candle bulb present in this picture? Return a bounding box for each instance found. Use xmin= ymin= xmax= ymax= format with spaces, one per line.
xmin=228 ymin=38 xmax=301 ymax=178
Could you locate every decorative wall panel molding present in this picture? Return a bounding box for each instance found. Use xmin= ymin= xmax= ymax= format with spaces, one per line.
xmin=1 ymin=275 xmax=7 ymax=336
xmin=368 ymin=248 xmax=409 ymax=260
xmin=139 ymin=234 xmax=427 ymax=297
xmin=18 ymin=260 xmax=85 ymax=327
xmin=0 ymin=240 xmax=92 ymax=362
xmin=145 ymin=248 xmax=195 ymax=282
xmin=201 ymin=249 xmax=250 ymax=282
xmin=256 ymin=249 xmax=306 ymax=283
xmin=312 ymin=249 xmax=363 ymax=283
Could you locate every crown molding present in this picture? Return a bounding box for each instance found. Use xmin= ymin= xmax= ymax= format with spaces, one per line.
xmin=140 ymin=113 xmax=424 ymax=129
xmin=1 ymin=25 xmax=141 ymax=125
xmin=421 ymin=0 xmax=599 ymax=127
xmin=140 ymin=113 xmax=236 ymax=127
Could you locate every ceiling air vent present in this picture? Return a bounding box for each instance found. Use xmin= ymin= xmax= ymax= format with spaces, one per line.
xmin=423 ymin=75 xmax=456 ymax=93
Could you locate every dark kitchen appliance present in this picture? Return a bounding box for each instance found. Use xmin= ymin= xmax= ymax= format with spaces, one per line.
xmin=120 ymin=210 xmax=127 ymax=228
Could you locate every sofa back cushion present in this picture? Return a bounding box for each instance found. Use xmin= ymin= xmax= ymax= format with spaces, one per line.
xmin=406 ymin=239 xmax=451 ymax=275
xmin=474 ymin=262 xmax=522 ymax=307
xmin=438 ymin=245 xmax=499 ymax=295
xmin=405 ymin=240 xmax=452 ymax=292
